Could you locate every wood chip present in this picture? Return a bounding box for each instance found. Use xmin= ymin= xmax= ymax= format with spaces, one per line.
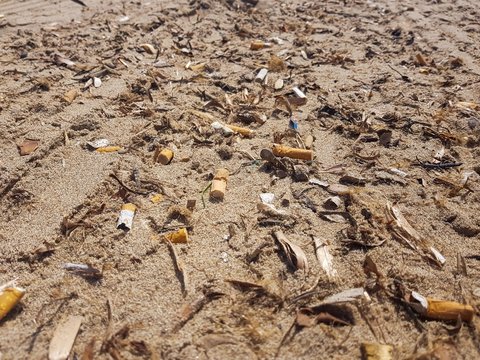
xmin=18 ymin=139 xmax=39 ymax=156
xmin=48 ymin=316 xmax=83 ymax=360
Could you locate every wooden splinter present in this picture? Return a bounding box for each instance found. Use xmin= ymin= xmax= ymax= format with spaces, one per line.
xmin=272 ymin=143 xmax=313 ymax=161
xmin=210 ymin=168 xmax=229 ymax=199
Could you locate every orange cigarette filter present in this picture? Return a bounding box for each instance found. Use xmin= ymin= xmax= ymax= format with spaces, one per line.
xmin=96 ymin=146 xmax=122 ymax=153
xmin=210 ymin=169 xmax=229 ymax=199
xmin=272 ymin=143 xmax=313 ymax=161
xmin=164 ymin=228 xmax=189 ymax=243
xmin=0 ymin=282 xmax=26 ymax=321
xmin=425 ymin=298 xmax=474 ymax=322
xmin=154 ymin=148 xmax=174 ymax=165
xmin=250 ymin=40 xmax=268 ymax=50
xmin=225 ymin=124 xmax=254 ymax=137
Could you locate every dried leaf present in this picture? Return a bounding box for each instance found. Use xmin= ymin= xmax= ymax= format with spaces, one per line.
xmin=313 ymin=237 xmax=337 ymax=280
xmin=273 ymin=231 xmax=309 ymax=272
xmin=18 ymin=139 xmax=39 ymax=156
xmin=386 ymin=202 xmax=446 ymax=266
xmin=48 ymin=316 xmax=83 ymax=360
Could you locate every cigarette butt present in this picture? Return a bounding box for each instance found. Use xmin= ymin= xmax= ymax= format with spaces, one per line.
xmin=305 ymin=135 xmax=314 ymax=149
xmin=272 ymin=143 xmax=313 ymax=161
xmin=96 ymin=146 xmax=122 ymax=153
xmin=210 ymin=168 xmax=229 ymax=199
xmin=425 ymin=299 xmax=474 ymax=322
xmin=250 ymin=40 xmax=270 ymax=50
xmin=190 ymin=63 xmax=206 ymax=72
xmin=117 ymin=203 xmax=136 ymax=230
xmin=225 ymin=124 xmax=254 ymax=137
xmin=154 ymin=148 xmax=174 ymax=165
xmin=164 ymin=228 xmax=189 ymax=243
xmin=255 ymin=68 xmax=268 ymax=83
xmin=361 ymin=343 xmax=393 ymax=360
xmin=0 ymin=283 xmax=26 ymax=321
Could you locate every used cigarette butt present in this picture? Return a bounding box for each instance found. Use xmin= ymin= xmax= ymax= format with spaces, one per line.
xmin=48 ymin=316 xmax=83 ymax=360
xmin=164 ymin=228 xmax=189 ymax=243
xmin=410 ymin=291 xmax=474 ymax=322
xmin=154 ymin=148 xmax=174 ymax=165
xmin=255 ymin=68 xmax=268 ymax=83
xmin=0 ymin=282 xmax=26 ymax=321
xmin=426 ymin=299 xmax=474 ymax=322
xmin=272 ymin=143 xmax=313 ymax=161
xmin=225 ymin=124 xmax=254 ymax=137
xmin=250 ymin=40 xmax=270 ymax=50
xmin=117 ymin=203 xmax=136 ymax=230
xmin=96 ymin=146 xmax=122 ymax=153
xmin=305 ymin=134 xmax=314 ymax=149
xmin=292 ymin=86 xmax=306 ymax=98
xmin=210 ymin=168 xmax=229 ymax=199
xmin=361 ymin=343 xmax=393 ymax=360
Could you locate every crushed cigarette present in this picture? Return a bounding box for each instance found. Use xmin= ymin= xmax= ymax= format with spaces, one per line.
xmin=117 ymin=203 xmax=136 ymax=230
xmin=0 ymin=281 xmax=26 ymax=321
xmin=164 ymin=228 xmax=189 ymax=243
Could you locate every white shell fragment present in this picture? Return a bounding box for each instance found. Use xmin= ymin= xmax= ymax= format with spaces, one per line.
xmin=274 ymin=78 xmax=284 ymax=90
xmin=48 ymin=316 xmax=83 ymax=360
xmin=93 ymin=77 xmax=102 ymax=88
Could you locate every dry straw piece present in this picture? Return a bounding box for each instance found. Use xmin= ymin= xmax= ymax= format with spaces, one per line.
xmin=0 ymin=281 xmax=25 ymax=320
xmin=210 ymin=168 xmax=229 ymax=199
xmin=272 ymin=143 xmax=313 ymax=160
xmin=48 ymin=316 xmax=83 ymax=360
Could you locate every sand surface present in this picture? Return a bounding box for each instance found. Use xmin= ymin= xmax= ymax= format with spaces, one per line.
xmin=1 ymin=0 xmax=480 ymax=358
